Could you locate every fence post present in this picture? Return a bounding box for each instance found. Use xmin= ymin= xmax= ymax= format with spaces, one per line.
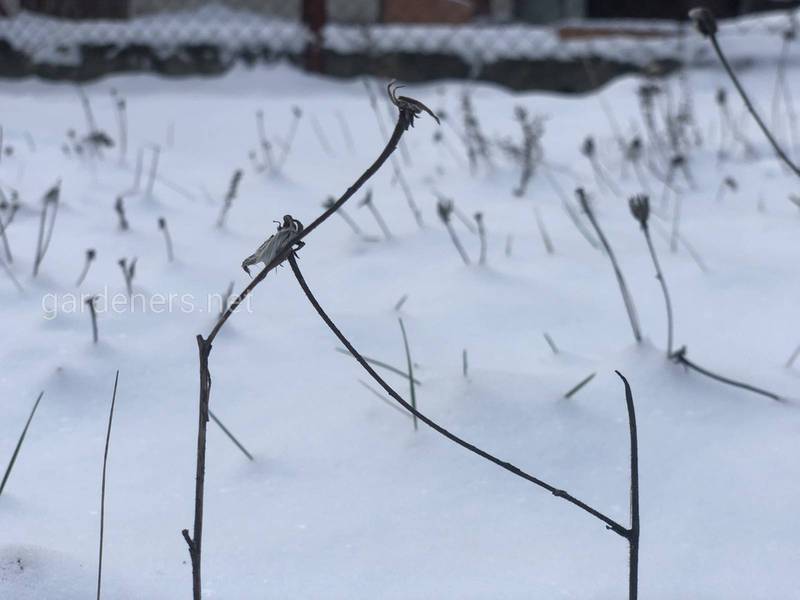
xmin=302 ymin=0 xmax=326 ymax=73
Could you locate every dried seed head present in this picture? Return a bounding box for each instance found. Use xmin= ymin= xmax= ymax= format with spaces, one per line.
xmin=436 ymin=198 xmax=454 ymax=223
xmin=474 ymin=211 xmax=483 ymax=224
xmin=388 ymin=80 xmax=440 ymax=129
xmin=292 ymin=106 xmax=302 ymax=119
xmin=44 ymin=182 xmax=60 ymax=204
xmin=158 ymin=217 xmax=167 ymax=229
xmin=670 ymin=154 xmax=686 ymax=168
xmin=322 ymin=196 xmax=336 ymax=210
xmin=715 ymin=88 xmax=727 ymax=106
xmin=629 ymin=194 xmax=650 ymax=228
xmin=87 ymin=248 xmax=96 ymax=261
xmin=688 ymin=7 xmax=717 ymax=37
xmin=724 ymin=176 xmax=737 ymax=190
xmin=241 ymin=215 xmax=304 ymax=276
xmin=627 ymin=137 xmax=643 ymax=161
xmin=581 ymin=136 xmax=595 ymax=158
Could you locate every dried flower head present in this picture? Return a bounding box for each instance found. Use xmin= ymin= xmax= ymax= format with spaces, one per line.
xmin=575 ymin=187 xmax=590 ymax=213
xmin=87 ymin=248 xmax=96 ymax=261
xmin=158 ymin=217 xmax=167 ymax=229
xmin=688 ymin=7 xmax=717 ymax=37
xmin=241 ymin=215 xmax=304 ymax=276
xmin=581 ymin=136 xmax=595 ymax=158
xmin=715 ymin=88 xmax=727 ymax=106
xmin=629 ymin=194 xmax=650 ymax=228
xmin=724 ymin=176 xmax=737 ymax=190
xmin=388 ymin=80 xmax=440 ymax=129
xmin=436 ymin=198 xmax=454 ymax=223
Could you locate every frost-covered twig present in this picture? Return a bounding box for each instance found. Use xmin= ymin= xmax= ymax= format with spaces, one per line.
xmin=630 ymin=195 xmax=674 ymax=355
xmin=577 ymin=188 xmax=643 ymax=343
xmin=398 ymin=317 xmax=418 ymax=431
xmin=359 ymin=190 xmax=392 ymax=240
xmin=437 ymin=198 xmax=470 ymax=265
xmin=216 ymin=169 xmax=243 ymax=228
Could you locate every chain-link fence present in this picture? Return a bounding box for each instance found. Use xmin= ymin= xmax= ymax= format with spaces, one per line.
xmin=0 ymin=1 xmax=798 ymax=90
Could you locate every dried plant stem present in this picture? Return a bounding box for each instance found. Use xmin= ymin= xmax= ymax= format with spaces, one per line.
xmin=641 ymin=225 xmax=674 ymax=355
xmin=564 ymin=372 xmax=597 ymax=399
xmin=96 ymin=371 xmax=119 ymax=600
xmin=462 ymin=349 xmax=468 ymax=377
xmin=534 ymin=205 xmax=554 ymax=254
xmin=785 ymin=344 xmax=800 ymax=368
xmin=0 ymin=391 xmax=44 ymax=496
xmin=543 ymin=333 xmax=559 ymax=354
xmin=671 ymin=346 xmax=785 ymax=403
xmin=183 ymin=102 xmax=422 ymax=600
xmin=398 ymin=317 xmax=418 ymax=431
xmin=115 ymin=99 xmax=127 ymax=165
xmin=310 ymin=115 xmax=335 ymax=157
xmin=358 ymin=379 xmax=412 ymax=419
xmin=578 ymin=190 xmax=643 ymax=343
xmin=86 ymin=296 xmax=99 ymax=344
xmin=208 ymin=410 xmax=254 ymax=461
xmin=474 ymin=212 xmax=487 ymax=264
xmin=76 ymin=250 xmax=96 ymax=286
xmin=334 ymin=347 xmax=421 ymax=385
xmin=0 ymin=212 xmax=12 ymax=263
xmin=444 ymin=220 xmax=471 ymax=265
xmin=145 ymin=145 xmax=160 ymax=198
xmin=159 ymin=218 xmax=174 ymax=262
xmin=706 ymin=30 xmax=800 ymax=177
xmin=33 ymin=184 xmax=60 ymax=278
xmin=0 ymin=256 xmax=23 ymax=293
xmin=289 ymin=254 xmax=640 ymax=596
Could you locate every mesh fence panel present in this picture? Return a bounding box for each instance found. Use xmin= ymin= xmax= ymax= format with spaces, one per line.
xmin=0 ymin=1 xmax=797 ymax=88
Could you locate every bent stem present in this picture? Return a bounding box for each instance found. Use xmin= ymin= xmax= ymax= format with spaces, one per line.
xmin=670 ymin=346 xmax=785 ymax=403
xmin=706 ymin=29 xmax=800 ymax=178
xmin=182 ymin=98 xmax=429 ymax=600
xmin=288 ymin=253 xmax=637 ymax=546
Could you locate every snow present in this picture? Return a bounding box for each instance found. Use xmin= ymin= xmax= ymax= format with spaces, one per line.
xmin=1 ymin=51 xmax=800 ymax=598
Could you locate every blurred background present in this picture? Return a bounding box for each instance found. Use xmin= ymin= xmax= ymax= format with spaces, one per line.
xmin=0 ymin=0 xmax=798 ymax=90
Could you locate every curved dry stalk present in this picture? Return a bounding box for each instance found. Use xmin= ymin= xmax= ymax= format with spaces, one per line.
xmin=630 ymin=195 xmax=674 ymax=355
xmin=97 ymin=371 xmax=119 ymax=600
xmin=289 ymin=253 xmax=642 ymax=598
xmin=288 ymin=253 xmax=630 ymax=536
xmin=691 ymin=7 xmax=800 ymax=178
xmin=183 ymin=92 xmax=436 ymax=600
xmin=398 ymin=317 xmax=418 ymax=431
xmin=577 ymin=189 xmax=643 ymax=343
xmin=670 ymin=346 xmax=786 ymax=403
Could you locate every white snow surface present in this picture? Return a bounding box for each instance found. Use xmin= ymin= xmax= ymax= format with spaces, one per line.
xmin=0 ymin=61 xmax=799 ymax=599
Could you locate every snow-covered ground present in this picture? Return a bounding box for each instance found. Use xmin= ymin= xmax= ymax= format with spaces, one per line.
xmin=0 ymin=56 xmax=799 ymax=599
